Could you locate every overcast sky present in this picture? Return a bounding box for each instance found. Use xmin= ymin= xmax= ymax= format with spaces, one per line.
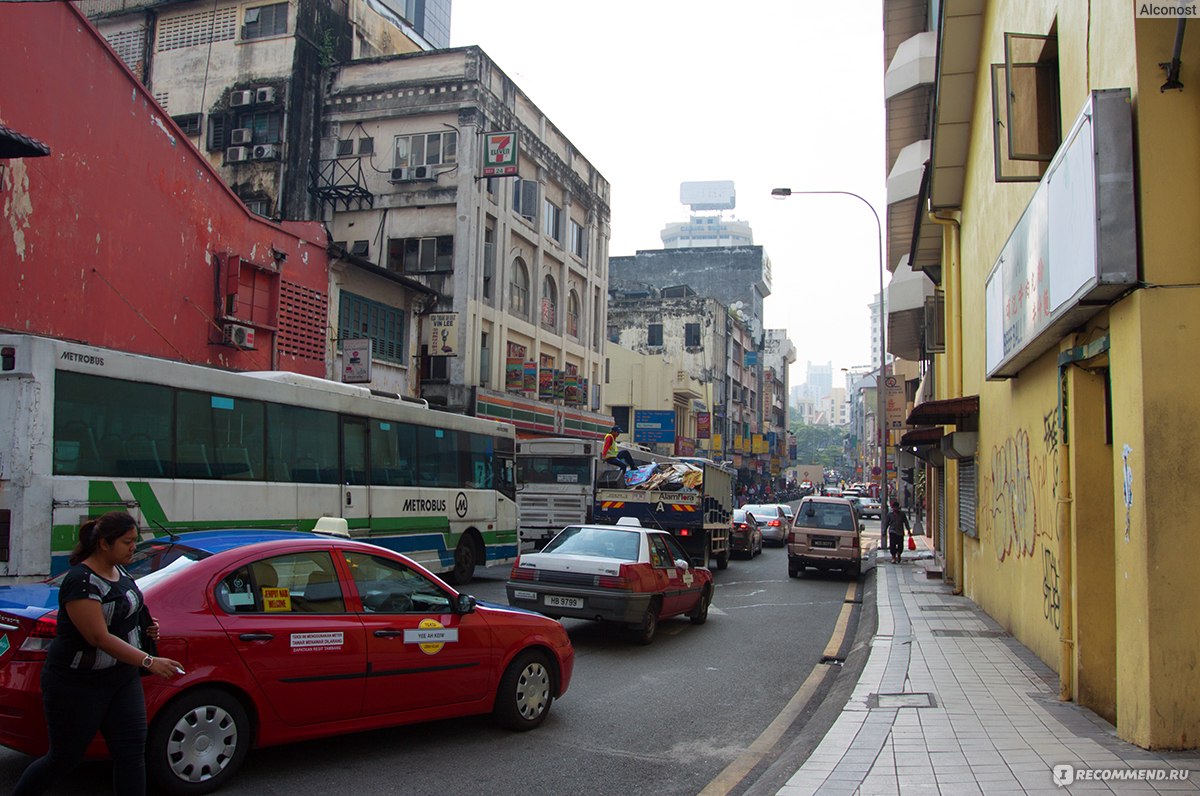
xmin=451 ymin=1 xmax=887 ymax=390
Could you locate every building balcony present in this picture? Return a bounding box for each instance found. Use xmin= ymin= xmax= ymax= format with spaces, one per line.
xmin=886 ymin=256 xmax=936 ymax=361
xmin=885 ymin=32 xmax=937 ymax=100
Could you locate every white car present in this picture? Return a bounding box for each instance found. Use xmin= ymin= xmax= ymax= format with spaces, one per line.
xmin=856 ymin=496 xmax=882 ymax=518
xmin=741 ymin=503 xmax=791 ymax=545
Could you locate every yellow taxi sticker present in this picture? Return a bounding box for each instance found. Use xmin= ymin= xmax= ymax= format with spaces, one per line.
xmin=404 ymin=618 xmax=459 ymax=655
xmin=262 ymin=587 xmax=292 ymax=612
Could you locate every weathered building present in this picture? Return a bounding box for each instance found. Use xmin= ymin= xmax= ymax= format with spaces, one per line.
xmin=77 ymin=0 xmax=447 ymax=222
xmin=890 ymin=0 xmax=1200 ymax=749
xmin=318 ymin=47 xmax=613 ymax=436
xmin=609 ymin=246 xmax=772 ymax=337
xmin=2 ymin=1 xmax=329 ymax=374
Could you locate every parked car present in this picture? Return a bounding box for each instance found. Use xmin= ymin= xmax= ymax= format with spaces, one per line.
xmin=730 ymin=509 xmax=764 ymax=558
xmin=787 ymin=497 xmax=864 ymax=579
xmin=741 ymin=503 xmax=791 ymax=546
xmin=506 ymin=518 xmax=713 ymax=645
xmin=0 ymin=530 xmax=574 ymax=795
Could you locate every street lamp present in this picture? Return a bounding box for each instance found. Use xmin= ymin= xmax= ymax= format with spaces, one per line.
xmin=771 ymin=187 xmax=889 ymax=516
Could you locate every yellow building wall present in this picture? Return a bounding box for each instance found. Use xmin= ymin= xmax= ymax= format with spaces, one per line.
xmin=942 ymin=0 xmax=1200 ymax=748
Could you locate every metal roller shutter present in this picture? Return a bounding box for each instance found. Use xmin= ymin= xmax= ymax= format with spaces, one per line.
xmin=937 ymin=469 xmax=946 ymax=539
xmin=959 ymin=458 xmax=977 ymax=537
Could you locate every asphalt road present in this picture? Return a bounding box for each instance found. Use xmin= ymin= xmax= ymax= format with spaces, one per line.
xmin=0 ymin=528 xmax=882 ymax=796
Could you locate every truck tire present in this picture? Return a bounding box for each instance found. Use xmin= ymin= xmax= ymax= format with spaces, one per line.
xmin=715 ymin=549 xmax=729 ymax=570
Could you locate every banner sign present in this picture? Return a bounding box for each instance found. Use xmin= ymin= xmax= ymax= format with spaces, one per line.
xmin=634 ymin=410 xmax=676 ymax=444
xmin=523 ymin=361 xmax=538 ymax=393
xmin=483 ymin=131 xmax=519 ymax=177
xmin=564 ymin=373 xmax=581 ymax=406
xmin=696 ymin=412 xmax=711 ymax=439
xmin=884 ymin=375 xmax=907 ymax=430
xmin=342 ymin=339 xmax=372 ymax=384
xmin=428 ymin=313 xmax=458 ymax=356
xmin=505 ymin=358 xmax=523 ymax=391
xmin=538 ymin=368 xmax=554 ymax=401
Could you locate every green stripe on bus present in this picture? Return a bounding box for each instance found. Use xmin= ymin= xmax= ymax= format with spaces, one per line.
xmin=127 ymin=482 xmax=167 ymax=525
xmin=362 ymin=516 xmax=451 ymax=534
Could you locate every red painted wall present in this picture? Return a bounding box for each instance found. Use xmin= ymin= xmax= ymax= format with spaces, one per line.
xmin=0 ymin=2 xmax=328 ymax=375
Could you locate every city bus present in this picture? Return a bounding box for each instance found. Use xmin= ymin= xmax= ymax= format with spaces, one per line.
xmin=0 ymin=334 xmax=516 ymax=583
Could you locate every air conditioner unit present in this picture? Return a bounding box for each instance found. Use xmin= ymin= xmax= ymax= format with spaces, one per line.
xmin=230 ymin=89 xmax=254 ymax=107
xmin=230 ymin=128 xmax=253 ymax=145
xmin=389 ymin=166 xmax=436 ymax=182
xmin=222 ymin=323 xmax=256 ymax=350
xmin=255 ymin=86 xmax=276 ymax=104
xmin=226 ymin=146 xmax=250 ymax=163
xmin=252 ymin=144 xmax=277 ymax=160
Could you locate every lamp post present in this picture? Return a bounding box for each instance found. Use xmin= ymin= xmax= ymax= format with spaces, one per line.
xmin=771 ymin=187 xmax=889 ymax=517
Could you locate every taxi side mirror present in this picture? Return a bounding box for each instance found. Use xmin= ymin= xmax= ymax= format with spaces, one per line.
xmin=455 ymin=594 xmax=477 ymax=614
xmin=860 ymin=523 xmax=865 ymax=531
xmin=675 ymin=558 xmax=690 ymax=569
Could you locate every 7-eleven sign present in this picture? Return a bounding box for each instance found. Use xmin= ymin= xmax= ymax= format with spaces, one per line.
xmin=483 ymin=131 xmax=518 ymax=176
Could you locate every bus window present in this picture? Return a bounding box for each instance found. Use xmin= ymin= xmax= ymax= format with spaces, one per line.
xmin=53 ymin=371 xmax=172 ymax=478
xmin=267 ymin=404 xmax=338 ymax=483
xmin=463 ymin=433 xmax=493 ymax=489
xmin=369 ymin=420 xmax=416 ymax=486
xmin=416 ymin=426 xmax=458 ymax=488
xmin=176 ymin=391 xmax=264 ymax=480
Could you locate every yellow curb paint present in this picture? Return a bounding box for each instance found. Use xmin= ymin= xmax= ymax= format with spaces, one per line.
xmin=698 ymin=580 xmax=859 ymax=796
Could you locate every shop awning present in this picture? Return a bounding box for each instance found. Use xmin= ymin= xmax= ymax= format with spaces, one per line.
xmin=906 ymin=394 xmax=979 ymax=426
xmin=0 ymin=123 xmax=51 ymax=159
xmin=900 ymin=426 xmax=944 ymax=446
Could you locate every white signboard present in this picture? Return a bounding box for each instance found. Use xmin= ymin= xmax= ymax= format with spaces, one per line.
xmin=884 ymin=375 xmax=906 ymax=430
xmin=429 ymin=312 xmax=458 ymax=356
xmin=342 ymin=339 xmax=372 ymax=384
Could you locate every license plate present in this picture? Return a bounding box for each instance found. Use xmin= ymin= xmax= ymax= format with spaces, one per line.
xmin=812 ymin=538 xmax=836 ymax=549
xmin=545 ymin=595 xmax=583 ymax=609
xmin=512 ymin=590 xmax=537 ymax=601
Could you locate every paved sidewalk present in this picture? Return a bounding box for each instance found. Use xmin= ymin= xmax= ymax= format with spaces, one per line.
xmin=777 ymin=535 xmax=1200 ymax=795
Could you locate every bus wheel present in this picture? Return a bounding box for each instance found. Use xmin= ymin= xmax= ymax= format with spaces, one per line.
xmin=447 ymin=534 xmax=479 ymax=585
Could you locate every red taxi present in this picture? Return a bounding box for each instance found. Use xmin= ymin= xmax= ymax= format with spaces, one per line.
xmin=505 ymin=518 xmax=714 ymax=644
xmin=0 ymin=530 xmax=574 ymax=794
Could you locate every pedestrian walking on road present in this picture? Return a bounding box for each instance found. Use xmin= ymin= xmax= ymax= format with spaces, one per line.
xmin=13 ymin=511 xmax=183 ymax=796
xmin=883 ymin=499 xmax=910 ymax=564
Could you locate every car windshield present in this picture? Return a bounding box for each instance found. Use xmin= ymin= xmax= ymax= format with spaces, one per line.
xmin=743 ymin=504 xmax=776 ymax=516
xmin=733 ymin=510 xmax=750 ymax=523
xmin=542 ymin=526 xmax=640 ymax=561
xmin=46 ymin=539 xmax=211 ymax=589
xmin=800 ymin=503 xmax=855 ymax=531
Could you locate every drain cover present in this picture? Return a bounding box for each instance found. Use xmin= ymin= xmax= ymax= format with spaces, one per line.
xmin=870 ymin=692 xmax=937 ymax=709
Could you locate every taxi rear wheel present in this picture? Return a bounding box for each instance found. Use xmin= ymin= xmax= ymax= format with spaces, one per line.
xmin=629 ymin=598 xmax=661 ymax=645
xmin=147 ymin=688 xmax=250 ymax=796
xmin=494 ymin=650 xmax=554 ymax=731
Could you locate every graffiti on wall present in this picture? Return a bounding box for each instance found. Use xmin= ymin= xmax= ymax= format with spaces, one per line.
xmin=1042 ymin=548 xmax=1061 ymax=629
xmin=978 ymin=406 xmax=1064 ymax=629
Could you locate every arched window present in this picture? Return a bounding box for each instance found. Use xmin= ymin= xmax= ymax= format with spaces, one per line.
xmin=567 ymin=289 xmax=580 ymax=337
xmin=509 ymin=258 xmax=529 ymax=318
xmin=540 ymin=274 xmax=557 ymax=329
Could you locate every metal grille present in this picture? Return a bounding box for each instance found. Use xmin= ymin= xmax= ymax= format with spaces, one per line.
xmin=958 ymin=458 xmax=978 ymax=538
xmin=277 ymin=281 xmax=326 ymax=362
xmin=937 ymin=467 xmax=946 ymax=539
xmin=104 ymin=26 xmax=145 ymax=74
xmin=0 ymin=510 xmax=9 ymax=562
xmin=157 ymin=8 xmax=236 ymax=52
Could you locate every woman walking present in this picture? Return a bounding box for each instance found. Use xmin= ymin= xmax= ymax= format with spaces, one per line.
xmin=883 ymin=499 xmax=910 ymax=564
xmin=14 ymin=511 xmax=182 ymax=796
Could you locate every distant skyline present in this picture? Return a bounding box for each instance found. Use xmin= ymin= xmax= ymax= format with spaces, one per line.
xmin=451 ymin=1 xmax=887 ymax=386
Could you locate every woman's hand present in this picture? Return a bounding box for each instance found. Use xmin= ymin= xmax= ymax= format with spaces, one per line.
xmin=146 ymin=620 xmax=161 ymax=640
xmin=145 ymin=656 xmax=185 ymax=680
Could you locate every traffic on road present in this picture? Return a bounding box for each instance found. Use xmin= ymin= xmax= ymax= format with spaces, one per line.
xmin=0 ymin=507 xmax=884 ymax=795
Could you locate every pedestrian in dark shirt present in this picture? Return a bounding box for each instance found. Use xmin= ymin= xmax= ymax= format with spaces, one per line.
xmin=14 ymin=511 xmax=183 ymax=796
xmin=883 ymin=499 xmax=910 ymax=564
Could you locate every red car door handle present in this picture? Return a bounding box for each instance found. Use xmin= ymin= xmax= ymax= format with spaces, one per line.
xmin=239 ymin=633 xmax=274 ymax=641
xmin=373 ymin=629 xmax=403 ymax=638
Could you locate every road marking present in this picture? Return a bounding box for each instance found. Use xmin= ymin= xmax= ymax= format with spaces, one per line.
xmin=697 ymin=580 xmax=859 ymax=796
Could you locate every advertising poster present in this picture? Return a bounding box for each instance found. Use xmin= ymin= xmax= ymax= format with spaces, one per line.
xmin=553 ymin=369 xmax=565 ymax=401
xmin=538 ymin=368 xmax=554 ymax=401
xmin=564 ymin=373 xmax=580 ymax=405
xmin=505 ymin=358 xmax=524 ymax=390
xmin=342 ymin=339 xmax=372 ymax=384
xmin=884 ymin=375 xmax=907 ymax=430
xmin=523 ymin=361 xmax=538 ymax=393
xmin=428 ymin=313 xmax=458 ymax=356
xmin=696 ymin=412 xmax=711 ymax=439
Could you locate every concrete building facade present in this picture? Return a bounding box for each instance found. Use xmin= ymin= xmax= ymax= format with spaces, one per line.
xmin=890 ymin=0 xmax=1200 ymax=749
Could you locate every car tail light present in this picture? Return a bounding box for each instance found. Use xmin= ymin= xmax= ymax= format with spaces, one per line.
xmin=15 ymin=611 xmax=57 ymax=661
xmin=598 ymin=564 xmax=633 ymax=590
xmin=509 ymin=560 xmax=534 ymax=581
xmin=677 ymin=528 xmax=691 ymax=537
xmin=787 ymin=531 xmax=795 ymax=544
xmin=768 ymin=519 xmax=781 ymax=527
